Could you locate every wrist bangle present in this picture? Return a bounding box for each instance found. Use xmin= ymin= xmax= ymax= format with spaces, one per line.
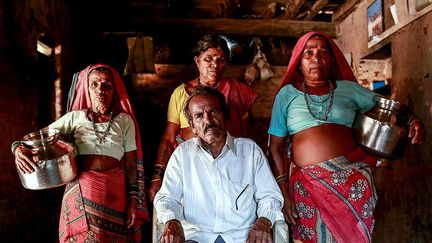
xmin=128 ymin=184 xmax=139 ymax=190
xmin=154 ymin=164 xmax=166 ymax=169
xmin=127 ymin=185 xmax=139 ymax=193
xmin=408 ymin=114 xmax=421 ymax=126
xmin=275 ymin=174 xmax=288 ymax=183
xmin=153 ymin=166 xmax=165 ymax=178
xmin=11 ymin=141 xmax=22 ymax=155
xmin=409 ymin=118 xmax=421 ymax=126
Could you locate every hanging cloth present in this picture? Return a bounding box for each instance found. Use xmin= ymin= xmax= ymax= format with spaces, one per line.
xmin=124 ymin=32 xmax=155 ymax=75
xmin=251 ymin=37 xmax=274 ymax=81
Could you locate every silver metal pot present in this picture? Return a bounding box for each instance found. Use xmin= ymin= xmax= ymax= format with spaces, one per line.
xmin=353 ymin=96 xmax=408 ymax=159
xmin=17 ymin=128 xmax=77 ymax=190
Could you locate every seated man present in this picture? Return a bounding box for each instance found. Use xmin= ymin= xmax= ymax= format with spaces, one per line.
xmin=154 ymin=86 xmax=284 ymax=243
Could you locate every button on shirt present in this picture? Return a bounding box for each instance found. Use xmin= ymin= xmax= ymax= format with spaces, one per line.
xmin=154 ymin=133 xmax=284 ymax=243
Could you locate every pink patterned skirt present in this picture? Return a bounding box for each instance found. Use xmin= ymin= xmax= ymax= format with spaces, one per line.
xmin=290 ymin=148 xmax=377 ymax=243
xmin=58 ymin=167 xmax=133 ymax=242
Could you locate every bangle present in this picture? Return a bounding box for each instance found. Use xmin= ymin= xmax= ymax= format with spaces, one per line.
xmin=275 ymin=174 xmax=288 ymax=183
xmin=11 ymin=141 xmax=22 ymax=155
xmin=409 ymin=118 xmax=421 ymax=126
xmin=127 ymin=191 xmax=139 ymax=198
xmin=408 ymin=114 xmax=421 ymax=126
xmin=128 ymin=184 xmax=139 ymax=190
xmin=154 ymin=164 xmax=166 ymax=169
xmin=150 ymin=178 xmax=162 ymax=182
xmin=153 ymin=166 xmax=165 ymax=179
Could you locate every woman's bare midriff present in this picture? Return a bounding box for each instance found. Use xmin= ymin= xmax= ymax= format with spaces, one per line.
xmin=79 ymin=155 xmax=120 ymax=171
xmin=292 ymin=123 xmax=358 ymax=166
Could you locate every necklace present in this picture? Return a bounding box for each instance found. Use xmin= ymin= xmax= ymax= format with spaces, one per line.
xmin=197 ymin=78 xmax=218 ymax=89
xmin=89 ymin=109 xmax=114 ymax=144
xmin=301 ymin=80 xmax=335 ymax=121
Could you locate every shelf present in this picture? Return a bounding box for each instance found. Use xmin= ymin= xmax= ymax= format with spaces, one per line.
xmin=368 ymin=3 xmax=432 ymax=49
xmin=362 ymin=39 xmax=391 ymax=59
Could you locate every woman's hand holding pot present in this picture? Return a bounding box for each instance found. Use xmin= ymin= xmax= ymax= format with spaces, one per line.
xmin=14 ymin=145 xmax=39 ymax=174
xmin=408 ymin=119 xmax=426 ymax=144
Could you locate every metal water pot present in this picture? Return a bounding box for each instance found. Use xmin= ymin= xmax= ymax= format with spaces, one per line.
xmin=353 ymin=96 xmax=408 ymax=159
xmin=17 ymin=128 xmax=77 ymax=190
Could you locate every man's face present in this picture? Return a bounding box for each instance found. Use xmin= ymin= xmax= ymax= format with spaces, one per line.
xmin=194 ymin=47 xmax=227 ymax=84
xmin=299 ymin=37 xmax=332 ymax=82
xmin=189 ymin=94 xmax=226 ymax=145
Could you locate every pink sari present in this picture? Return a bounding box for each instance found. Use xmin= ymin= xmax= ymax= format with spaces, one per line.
xmin=218 ymin=78 xmax=257 ymax=138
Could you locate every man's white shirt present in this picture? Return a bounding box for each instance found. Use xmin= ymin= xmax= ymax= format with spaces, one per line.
xmin=154 ymin=133 xmax=284 ymax=243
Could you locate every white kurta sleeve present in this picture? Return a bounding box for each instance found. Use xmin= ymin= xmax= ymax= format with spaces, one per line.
xmin=153 ymin=146 xmax=185 ymax=224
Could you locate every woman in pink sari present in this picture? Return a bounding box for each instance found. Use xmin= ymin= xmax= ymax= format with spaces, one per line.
xmin=268 ymin=32 xmax=425 ymax=242
xmin=13 ymin=64 xmax=149 ymax=242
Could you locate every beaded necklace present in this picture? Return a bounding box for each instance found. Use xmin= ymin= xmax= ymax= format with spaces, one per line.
xmin=89 ymin=109 xmax=114 ymax=144
xmin=301 ymin=80 xmax=334 ymax=121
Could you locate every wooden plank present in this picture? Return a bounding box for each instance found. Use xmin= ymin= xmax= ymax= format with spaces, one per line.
xmin=304 ymin=0 xmax=329 ymax=20
xmin=283 ymin=0 xmax=307 ymax=19
xmin=332 ymin=0 xmax=362 ymax=22
xmin=125 ymin=18 xmax=336 ymax=37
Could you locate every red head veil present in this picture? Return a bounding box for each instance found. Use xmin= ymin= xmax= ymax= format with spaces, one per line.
xmin=67 ymin=63 xmax=149 ymax=239
xmin=278 ymin=31 xmax=356 ymax=92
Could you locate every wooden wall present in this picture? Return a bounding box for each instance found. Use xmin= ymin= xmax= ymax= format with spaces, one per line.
xmin=338 ymin=1 xmax=432 ymax=242
xmin=1 ymin=0 xmax=431 ymax=242
xmin=0 ymin=0 xmax=70 ymax=242
xmin=130 ymin=64 xmax=287 ymax=161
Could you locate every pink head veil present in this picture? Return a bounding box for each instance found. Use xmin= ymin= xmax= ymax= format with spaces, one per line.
xmin=278 ymin=31 xmax=356 ymax=92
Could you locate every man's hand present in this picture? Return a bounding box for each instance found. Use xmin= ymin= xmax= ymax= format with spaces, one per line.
xmin=160 ymin=219 xmax=185 ymax=243
xmin=246 ymin=217 xmax=272 ymax=243
xmin=148 ymin=178 xmax=162 ymax=201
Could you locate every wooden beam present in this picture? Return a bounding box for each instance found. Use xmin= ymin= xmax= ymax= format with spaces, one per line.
xmin=332 ymin=0 xmax=362 ymax=22
xmin=304 ymin=0 xmax=329 ymax=20
xmin=124 ymin=18 xmax=336 ymax=38
xmin=284 ymin=0 xmax=307 ymax=19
